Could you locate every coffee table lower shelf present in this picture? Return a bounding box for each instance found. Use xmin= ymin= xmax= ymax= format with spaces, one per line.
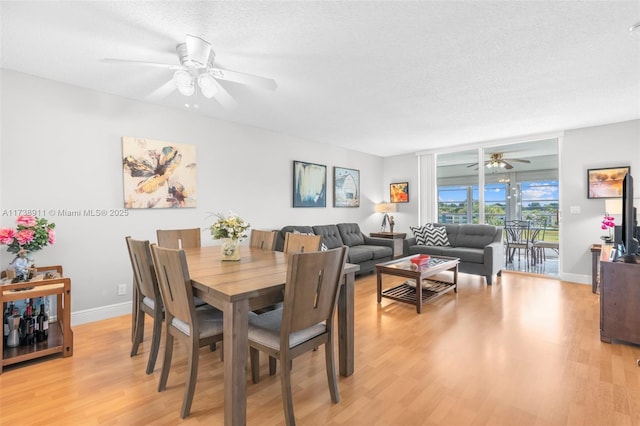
xmin=381 ymin=280 xmax=456 ymax=305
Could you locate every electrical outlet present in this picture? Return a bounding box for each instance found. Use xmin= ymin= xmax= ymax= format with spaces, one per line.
xmin=118 ymin=283 xmax=127 ymax=296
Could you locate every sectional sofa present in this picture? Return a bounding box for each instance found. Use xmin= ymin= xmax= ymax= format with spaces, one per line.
xmin=274 ymin=223 xmax=394 ymax=275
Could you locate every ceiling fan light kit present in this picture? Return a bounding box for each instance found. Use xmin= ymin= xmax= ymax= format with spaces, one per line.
xmin=466 ymin=152 xmax=531 ymax=170
xmin=173 ymin=70 xmax=195 ymax=96
xmin=487 ymin=161 xmax=506 ymax=169
xmin=102 ymin=34 xmax=277 ymax=106
xmin=197 ymin=73 xmax=217 ymax=98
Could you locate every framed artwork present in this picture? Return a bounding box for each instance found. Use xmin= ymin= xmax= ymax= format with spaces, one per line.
xmin=587 ymin=166 xmax=630 ymax=199
xmin=293 ymin=160 xmax=327 ymax=207
xmin=390 ymin=182 xmax=409 ymax=203
xmin=122 ymin=136 xmax=197 ymax=208
xmin=333 ymin=167 xmax=360 ymax=207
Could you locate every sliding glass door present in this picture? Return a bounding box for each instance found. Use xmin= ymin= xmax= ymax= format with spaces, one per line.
xmin=435 ymin=138 xmax=559 ymax=276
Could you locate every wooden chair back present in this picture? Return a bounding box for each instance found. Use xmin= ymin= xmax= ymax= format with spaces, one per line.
xmin=150 ymin=244 xmax=196 ymax=330
xmin=125 ymin=236 xmax=164 ymax=374
xmin=282 ymin=246 xmax=347 ymax=336
xmin=149 ymin=243 xmax=224 ymax=418
xmin=283 ymin=232 xmax=321 ymax=254
xmin=125 ymin=237 xmax=161 ymax=302
xmin=247 ymin=246 xmax=347 ymax=423
xmin=156 ymin=228 xmax=201 ymax=249
xmin=250 ymin=230 xmax=277 ymax=250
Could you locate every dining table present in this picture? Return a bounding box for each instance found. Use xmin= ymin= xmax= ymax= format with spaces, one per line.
xmin=184 ymin=245 xmax=359 ymax=426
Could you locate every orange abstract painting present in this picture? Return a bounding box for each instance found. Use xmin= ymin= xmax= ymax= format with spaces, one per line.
xmin=390 ymin=182 xmax=409 ymax=203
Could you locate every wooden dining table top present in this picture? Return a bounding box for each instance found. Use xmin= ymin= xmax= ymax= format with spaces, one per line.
xmin=184 ymin=246 xmax=289 ymax=300
xmin=184 ymin=245 xmax=358 ymax=301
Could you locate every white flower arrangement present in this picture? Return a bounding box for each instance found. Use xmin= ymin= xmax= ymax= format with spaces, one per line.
xmin=209 ymin=211 xmax=250 ymax=241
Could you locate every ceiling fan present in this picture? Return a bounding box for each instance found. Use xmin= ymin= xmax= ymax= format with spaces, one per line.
xmin=102 ymin=34 xmax=277 ymax=108
xmin=467 ymin=152 xmax=531 ymax=170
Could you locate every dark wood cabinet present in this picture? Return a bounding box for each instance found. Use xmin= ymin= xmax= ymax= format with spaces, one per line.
xmin=600 ymin=259 xmax=640 ymax=344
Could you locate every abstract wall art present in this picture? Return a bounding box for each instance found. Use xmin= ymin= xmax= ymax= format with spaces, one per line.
xmin=122 ymin=136 xmax=197 ymax=208
xmin=293 ymin=160 xmax=326 ymax=208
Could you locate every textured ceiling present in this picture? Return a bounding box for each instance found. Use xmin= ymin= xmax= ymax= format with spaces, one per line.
xmin=1 ymin=1 xmax=639 ymax=157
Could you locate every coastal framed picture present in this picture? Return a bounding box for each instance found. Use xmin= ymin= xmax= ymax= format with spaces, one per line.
xmin=587 ymin=166 xmax=630 ymax=199
xmin=390 ymin=182 xmax=409 ymax=203
xmin=293 ymin=160 xmax=327 ymax=207
xmin=333 ymin=167 xmax=360 ymax=207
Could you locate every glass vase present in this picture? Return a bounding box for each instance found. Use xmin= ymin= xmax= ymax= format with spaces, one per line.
xmin=221 ymin=238 xmax=241 ymax=261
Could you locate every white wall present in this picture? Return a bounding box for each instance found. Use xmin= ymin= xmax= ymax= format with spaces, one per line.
xmin=561 ymin=119 xmax=640 ymax=283
xmin=0 ymin=70 xmax=384 ymax=322
xmin=380 ymin=154 xmax=419 ymax=235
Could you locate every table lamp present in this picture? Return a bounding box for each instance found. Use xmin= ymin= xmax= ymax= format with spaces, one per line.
xmin=375 ymin=202 xmax=397 ymax=232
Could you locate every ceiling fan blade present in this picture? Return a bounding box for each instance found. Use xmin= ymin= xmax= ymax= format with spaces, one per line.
xmin=466 ymin=163 xmax=479 ymax=168
xmin=211 ymin=67 xmax=277 ymax=90
xmin=101 ymin=58 xmax=183 ymax=70
xmin=146 ymin=79 xmax=177 ymax=102
xmin=502 ymin=161 xmax=514 ymax=170
xmin=211 ymin=79 xmax=239 ymax=109
xmin=506 ymin=159 xmax=531 ymax=163
xmin=185 ymin=34 xmax=211 ymax=66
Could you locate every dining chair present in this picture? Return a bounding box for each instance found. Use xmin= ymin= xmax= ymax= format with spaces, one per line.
xmin=531 ymin=217 xmax=559 ymax=263
xmin=150 ymin=244 xmax=224 ymax=419
xmin=248 ymin=246 xmax=348 ymax=426
xmin=283 ymin=232 xmax=321 ymax=253
xmin=504 ymin=220 xmax=533 ymax=265
xmin=529 ymin=217 xmax=546 ymax=264
xmin=156 ymin=228 xmax=201 ymax=249
xmin=156 ymin=228 xmax=208 ymax=307
xmin=250 ymin=229 xmax=277 ymax=250
xmin=125 ymin=236 xmax=163 ymax=375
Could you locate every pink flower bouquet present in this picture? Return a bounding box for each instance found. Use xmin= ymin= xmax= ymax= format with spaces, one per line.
xmin=0 ymin=215 xmax=56 ymax=254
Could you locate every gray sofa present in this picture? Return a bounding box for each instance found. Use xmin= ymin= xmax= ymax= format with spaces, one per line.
xmin=275 ymin=223 xmax=394 ymax=275
xmin=405 ymin=223 xmax=503 ymax=284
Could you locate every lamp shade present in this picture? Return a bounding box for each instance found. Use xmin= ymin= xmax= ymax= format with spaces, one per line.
xmin=605 ymin=199 xmax=623 ymax=215
xmin=375 ymin=202 xmax=397 ymax=213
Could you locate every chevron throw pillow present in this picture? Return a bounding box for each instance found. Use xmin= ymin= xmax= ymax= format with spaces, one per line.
xmin=410 ymin=224 xmax=450 ymax=246
xmin=426 ymin=225 xmax=450 ymax=246
xmin=409 ymin=225 xmax=430 ymax=245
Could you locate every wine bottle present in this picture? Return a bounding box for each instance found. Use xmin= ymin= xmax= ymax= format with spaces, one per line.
xmin=32 ymin=299 xmax=39 ymax=341
xmin=36 ymin=303 xmax=46 ymax=342
xmin=3 ymin=302 xmax=13 ymax=344
xmin=42 ymin=299 xmax=49 ymax=341
xmin=23 ymin=303 xmax=34 ymax=345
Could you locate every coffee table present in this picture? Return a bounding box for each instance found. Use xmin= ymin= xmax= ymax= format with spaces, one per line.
xmin=376 ymin=254 xmax=459 ymax=313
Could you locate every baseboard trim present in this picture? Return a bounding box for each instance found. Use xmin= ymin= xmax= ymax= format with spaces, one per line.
xmin=559 ymin=272 xmax=591 ymax=285
xmin=71 ymin=301 xmax=132 ymax=326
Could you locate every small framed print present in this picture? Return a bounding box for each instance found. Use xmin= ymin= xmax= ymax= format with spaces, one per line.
xmin=587 ymin=166 xmax=629 ymax=199
xmin=334 ymin=167 xmax=360 ymax=207
xmin=390 ymin=182 xmax=409 ymax=203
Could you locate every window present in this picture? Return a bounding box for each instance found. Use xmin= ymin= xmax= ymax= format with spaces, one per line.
xmin=438 ymin=183 xmax=507 ymax=225
xmin=438 ymin=185 xmax=470 ymax=224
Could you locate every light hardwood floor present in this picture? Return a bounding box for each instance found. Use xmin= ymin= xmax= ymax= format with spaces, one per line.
xmin=2 ymin=271 xmax=640 ymax=425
